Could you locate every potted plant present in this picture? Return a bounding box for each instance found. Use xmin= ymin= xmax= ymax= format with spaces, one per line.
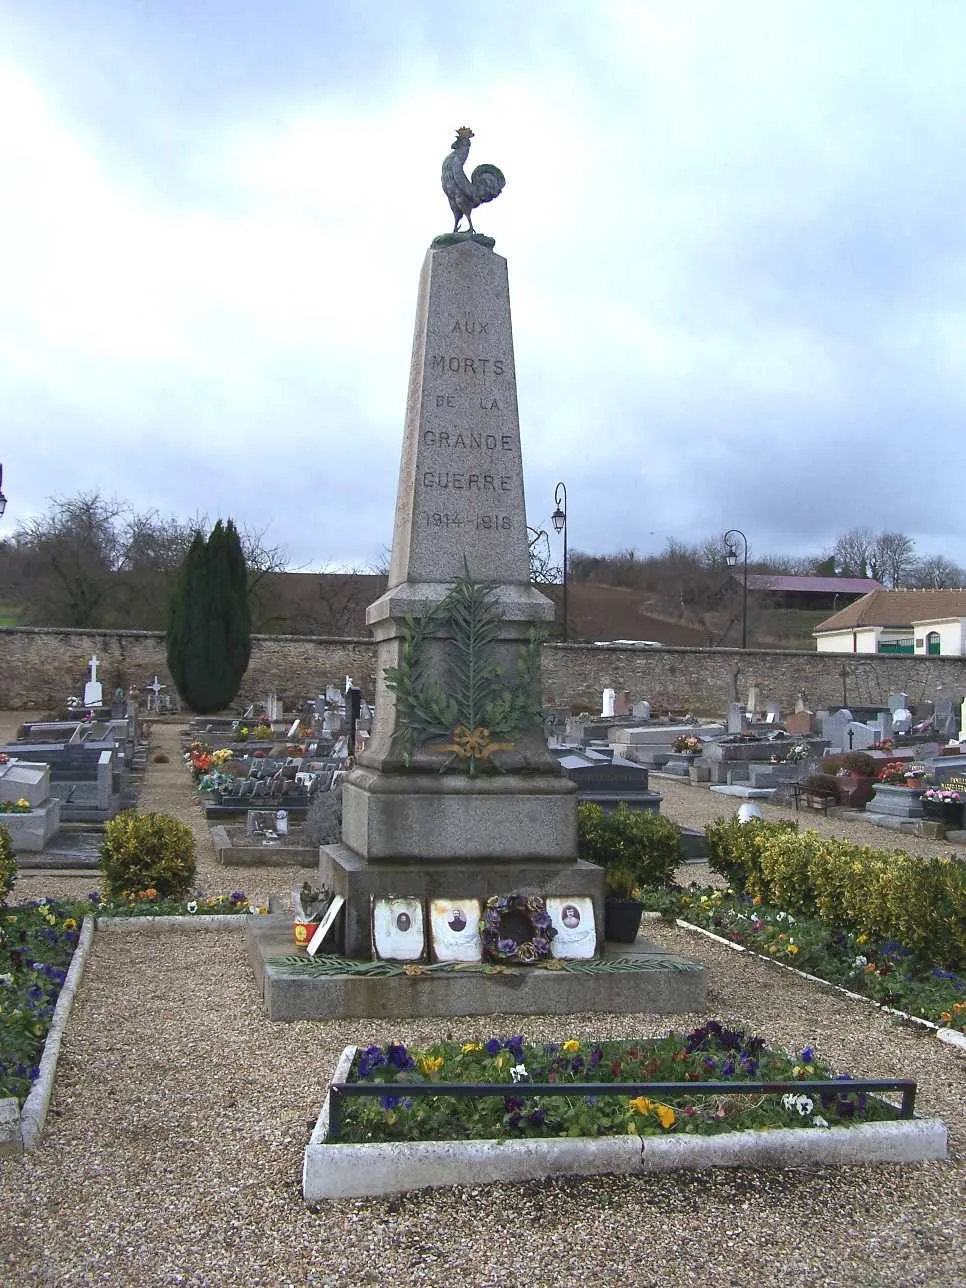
xmin=293 ymin=881 xmax=332 ymax=947
xmin=672 ymin=734 xmax=703 ymax=757
xmin=921 ymin=787 xmax=965 ymax=828
xmin=603 ymin=863 xmax=645 ymax=943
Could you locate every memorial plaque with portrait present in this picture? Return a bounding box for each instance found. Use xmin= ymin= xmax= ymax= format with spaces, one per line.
xmin=429 ymin=898 xmax=482 ymax=963
xmin=546 ymin=896 xmax=596 ymax=959
xmin=372 ymin=897 xmax=425 ymax=962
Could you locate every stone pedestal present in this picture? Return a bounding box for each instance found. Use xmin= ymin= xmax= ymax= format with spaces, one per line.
xmin=0 ymin=759 xmax=61 ymax=851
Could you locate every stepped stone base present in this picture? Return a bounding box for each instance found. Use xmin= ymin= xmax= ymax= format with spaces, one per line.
xmin=246 ymin=914 xmax=707 ymax=1021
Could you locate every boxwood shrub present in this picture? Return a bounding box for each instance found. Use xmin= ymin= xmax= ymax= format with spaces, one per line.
xmin=99 ymin=810 xmax=197 ymax=902
xmin=577 ymin=803 xmax=684 ymax=890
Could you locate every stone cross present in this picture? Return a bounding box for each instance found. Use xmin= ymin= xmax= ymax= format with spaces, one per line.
xmin=89 ymin=654 xmax=99 ymax=683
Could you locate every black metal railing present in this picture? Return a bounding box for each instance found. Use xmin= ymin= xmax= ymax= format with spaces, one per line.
xmin=325 ymin=1077 xmax=917 ymax=1142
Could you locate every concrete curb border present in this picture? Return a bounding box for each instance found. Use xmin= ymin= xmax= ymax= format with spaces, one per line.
xmin=4 ymin=912 xmax=259 ymax=1155
xmin=97 ymin=913 xmax=254 ymax=933
xmin=302 ymin=1046 xmax=948 ymax=1201
xmin=675 ymin=918 xmax=966 ymax=1054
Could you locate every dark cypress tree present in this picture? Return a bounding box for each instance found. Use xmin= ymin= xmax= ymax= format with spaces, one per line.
xmin=166 ymin=519 xmax=251 ymax=713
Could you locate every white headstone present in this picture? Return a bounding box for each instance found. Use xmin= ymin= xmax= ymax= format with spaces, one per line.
xmin=892 ymin=707 xmax=912 ymax=735
xmin=727 ymin=703 xmax=746 ymax=735
xmin=746 ymin=685 xmax=761 ymax=719
xmin=601 ymin=688 xmax=616 ymax=718
xmin=83 ymin=654 xmax=103 ymax=707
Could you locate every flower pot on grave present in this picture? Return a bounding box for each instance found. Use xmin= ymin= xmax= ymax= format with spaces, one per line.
xmin=603 ymin=899 xmax=645 ymax=944
xmin=293 ymin=921 xmax=317 ymax=946
xmin=921 ymin=799 xmax=965 ymax=828
xmin=835 ymin=772 xmax=875 ymax=810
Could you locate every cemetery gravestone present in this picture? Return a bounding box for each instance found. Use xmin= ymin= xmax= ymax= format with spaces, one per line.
xmin=83 ymin=655 xmax=103 ymax=708
xmin=727 ymin=703 xmax=746 ymax=735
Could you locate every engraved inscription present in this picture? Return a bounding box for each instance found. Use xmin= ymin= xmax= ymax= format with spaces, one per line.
xmin=451 ymin=318 xmax=490 ymax=335
xmin=423 ymin=431 xmax=514 ymax=451
xmin=422 ymin=472 xmax=512 ymax=491
xmin=431 ymin=355 xmax=505 ymax=376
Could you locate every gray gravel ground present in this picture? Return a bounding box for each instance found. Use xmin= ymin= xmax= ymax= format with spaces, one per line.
xmin=1 ymin=717 xmax=964 ymax=1287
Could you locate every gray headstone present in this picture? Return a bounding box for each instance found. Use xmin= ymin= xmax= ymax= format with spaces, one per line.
xmin=631 ymin=700 xmax=651 ymax=721
xmin=876 ymin=710 xmax=893 ymax=738
xmin=765 ymin=701 xmax=781 ymax=724
xmin=727 ymin=703 xmax=746 ymax=735
xmin=820 ymin=710 xmax=851 ymax=753
xmin=845 ymin=722 xmax=875 ymax=751
xmin=888 ymin=692 xmax=909 ymax=713
xmin=746 ymin=685 xmax=760 ymax=719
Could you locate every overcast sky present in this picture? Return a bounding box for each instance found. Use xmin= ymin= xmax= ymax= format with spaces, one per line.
xmin=2 ymin=1 xmax=964 ymax=573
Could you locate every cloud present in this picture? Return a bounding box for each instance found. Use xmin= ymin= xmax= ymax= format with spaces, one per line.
xmin=2 ymin=1 xmax=966 ymax=577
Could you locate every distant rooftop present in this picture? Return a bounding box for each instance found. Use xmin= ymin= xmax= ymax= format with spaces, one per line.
xmin=731 ymin=574 xmax=883 ymax=595
xmin=814 ymin=587 xmax=966 ymax=633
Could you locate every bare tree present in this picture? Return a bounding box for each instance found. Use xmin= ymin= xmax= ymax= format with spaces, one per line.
xmin=872 ymin=531 xmax=916 ymax=588
xmin=5 ymin=493 xmax=288 ymax=630
xmin=833 ymin=526 xmax=876 ymax=578
xmin=910 ymin=554 xmax=966 ymax=588
xmin=527 ymin=526 xmax=560 ymax=585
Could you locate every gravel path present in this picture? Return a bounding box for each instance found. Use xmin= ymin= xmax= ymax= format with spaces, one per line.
xmin=1 ymin=718 xmax=964 ymax=1287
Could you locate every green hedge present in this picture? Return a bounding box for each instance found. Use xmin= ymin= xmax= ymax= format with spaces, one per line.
xmin=577 ymin=803 xmax=684 ymax=891
xmin=704 ymin=817 xmax=966 ymax=969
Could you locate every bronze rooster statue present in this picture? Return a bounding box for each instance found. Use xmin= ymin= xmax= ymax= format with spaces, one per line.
xmin=441 ymin=126 xmax=506 ymax=233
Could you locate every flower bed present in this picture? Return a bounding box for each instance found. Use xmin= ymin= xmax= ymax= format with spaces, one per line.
xmin=679 ymin=889 xmax=966 ymax=1033
xmin=332 ymin=1023 xmax=902 ymax=1144
xmin=303 ymin=1024 xmax=947 ymax=1198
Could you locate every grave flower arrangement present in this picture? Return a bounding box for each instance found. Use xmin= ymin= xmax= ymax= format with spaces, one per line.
xmin=672 ymin=734 xmax=703 ymax=754
xmin=923 ymin=787 xmax=962 ymax=804
xmin=335 ymin=1022 xmax=900 ymax=1145
xmin=0 ymin=798 xmax=31 ymax=814
xmin=876 ymin=760 xmax=915 ymax=785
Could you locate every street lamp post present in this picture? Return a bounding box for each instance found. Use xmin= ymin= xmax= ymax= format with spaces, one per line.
xmin=0 ymin=465 xmax=6 ymax=517
xmin=724 ymin=528 xmax=748 ymax=649
xmin=551 ymin=482 xmax=568 ymax=643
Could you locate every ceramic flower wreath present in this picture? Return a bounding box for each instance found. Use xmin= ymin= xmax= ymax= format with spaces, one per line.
xmin=480 ymin=893 xmax=557 ymax=965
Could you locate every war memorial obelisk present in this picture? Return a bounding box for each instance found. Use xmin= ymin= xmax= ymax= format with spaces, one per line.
xmin=319 ymin=127 xmax=604 ymax=956
xmin=247 ymin=130 xmax=705 ymax=1018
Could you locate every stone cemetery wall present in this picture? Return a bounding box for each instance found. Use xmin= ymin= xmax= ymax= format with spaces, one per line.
xmin=0 ymin=629 xmax=376 ymax=710
xmin=2 ymin=627 xmax=966 ymax=713
xmin=540 ymin=644 xmax=966 ymax=715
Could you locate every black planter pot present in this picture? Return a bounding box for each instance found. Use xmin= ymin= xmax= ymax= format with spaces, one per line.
xmin=922 ymin=799 xmax=965 ymax=827
xmin=604 ymin=898 xmax=645 ymax=943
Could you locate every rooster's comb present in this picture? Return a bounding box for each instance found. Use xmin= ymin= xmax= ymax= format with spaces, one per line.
xmin=455 ymin=125 xmax=474 ymax=140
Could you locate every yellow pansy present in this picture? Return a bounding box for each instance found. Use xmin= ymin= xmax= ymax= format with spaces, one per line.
xmin=462 ymin=1043 xmax=482 ymax=1053
xmin=654 ymin=1103 xmax=676 ymax=1130
xmin=418 ymin=1055 xmax=444 ymax=1075
xmin=562 ymin=1039 xmax=580 ymax=1053
xmin=628 ymin=1096 xmax=653 ymax=1115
